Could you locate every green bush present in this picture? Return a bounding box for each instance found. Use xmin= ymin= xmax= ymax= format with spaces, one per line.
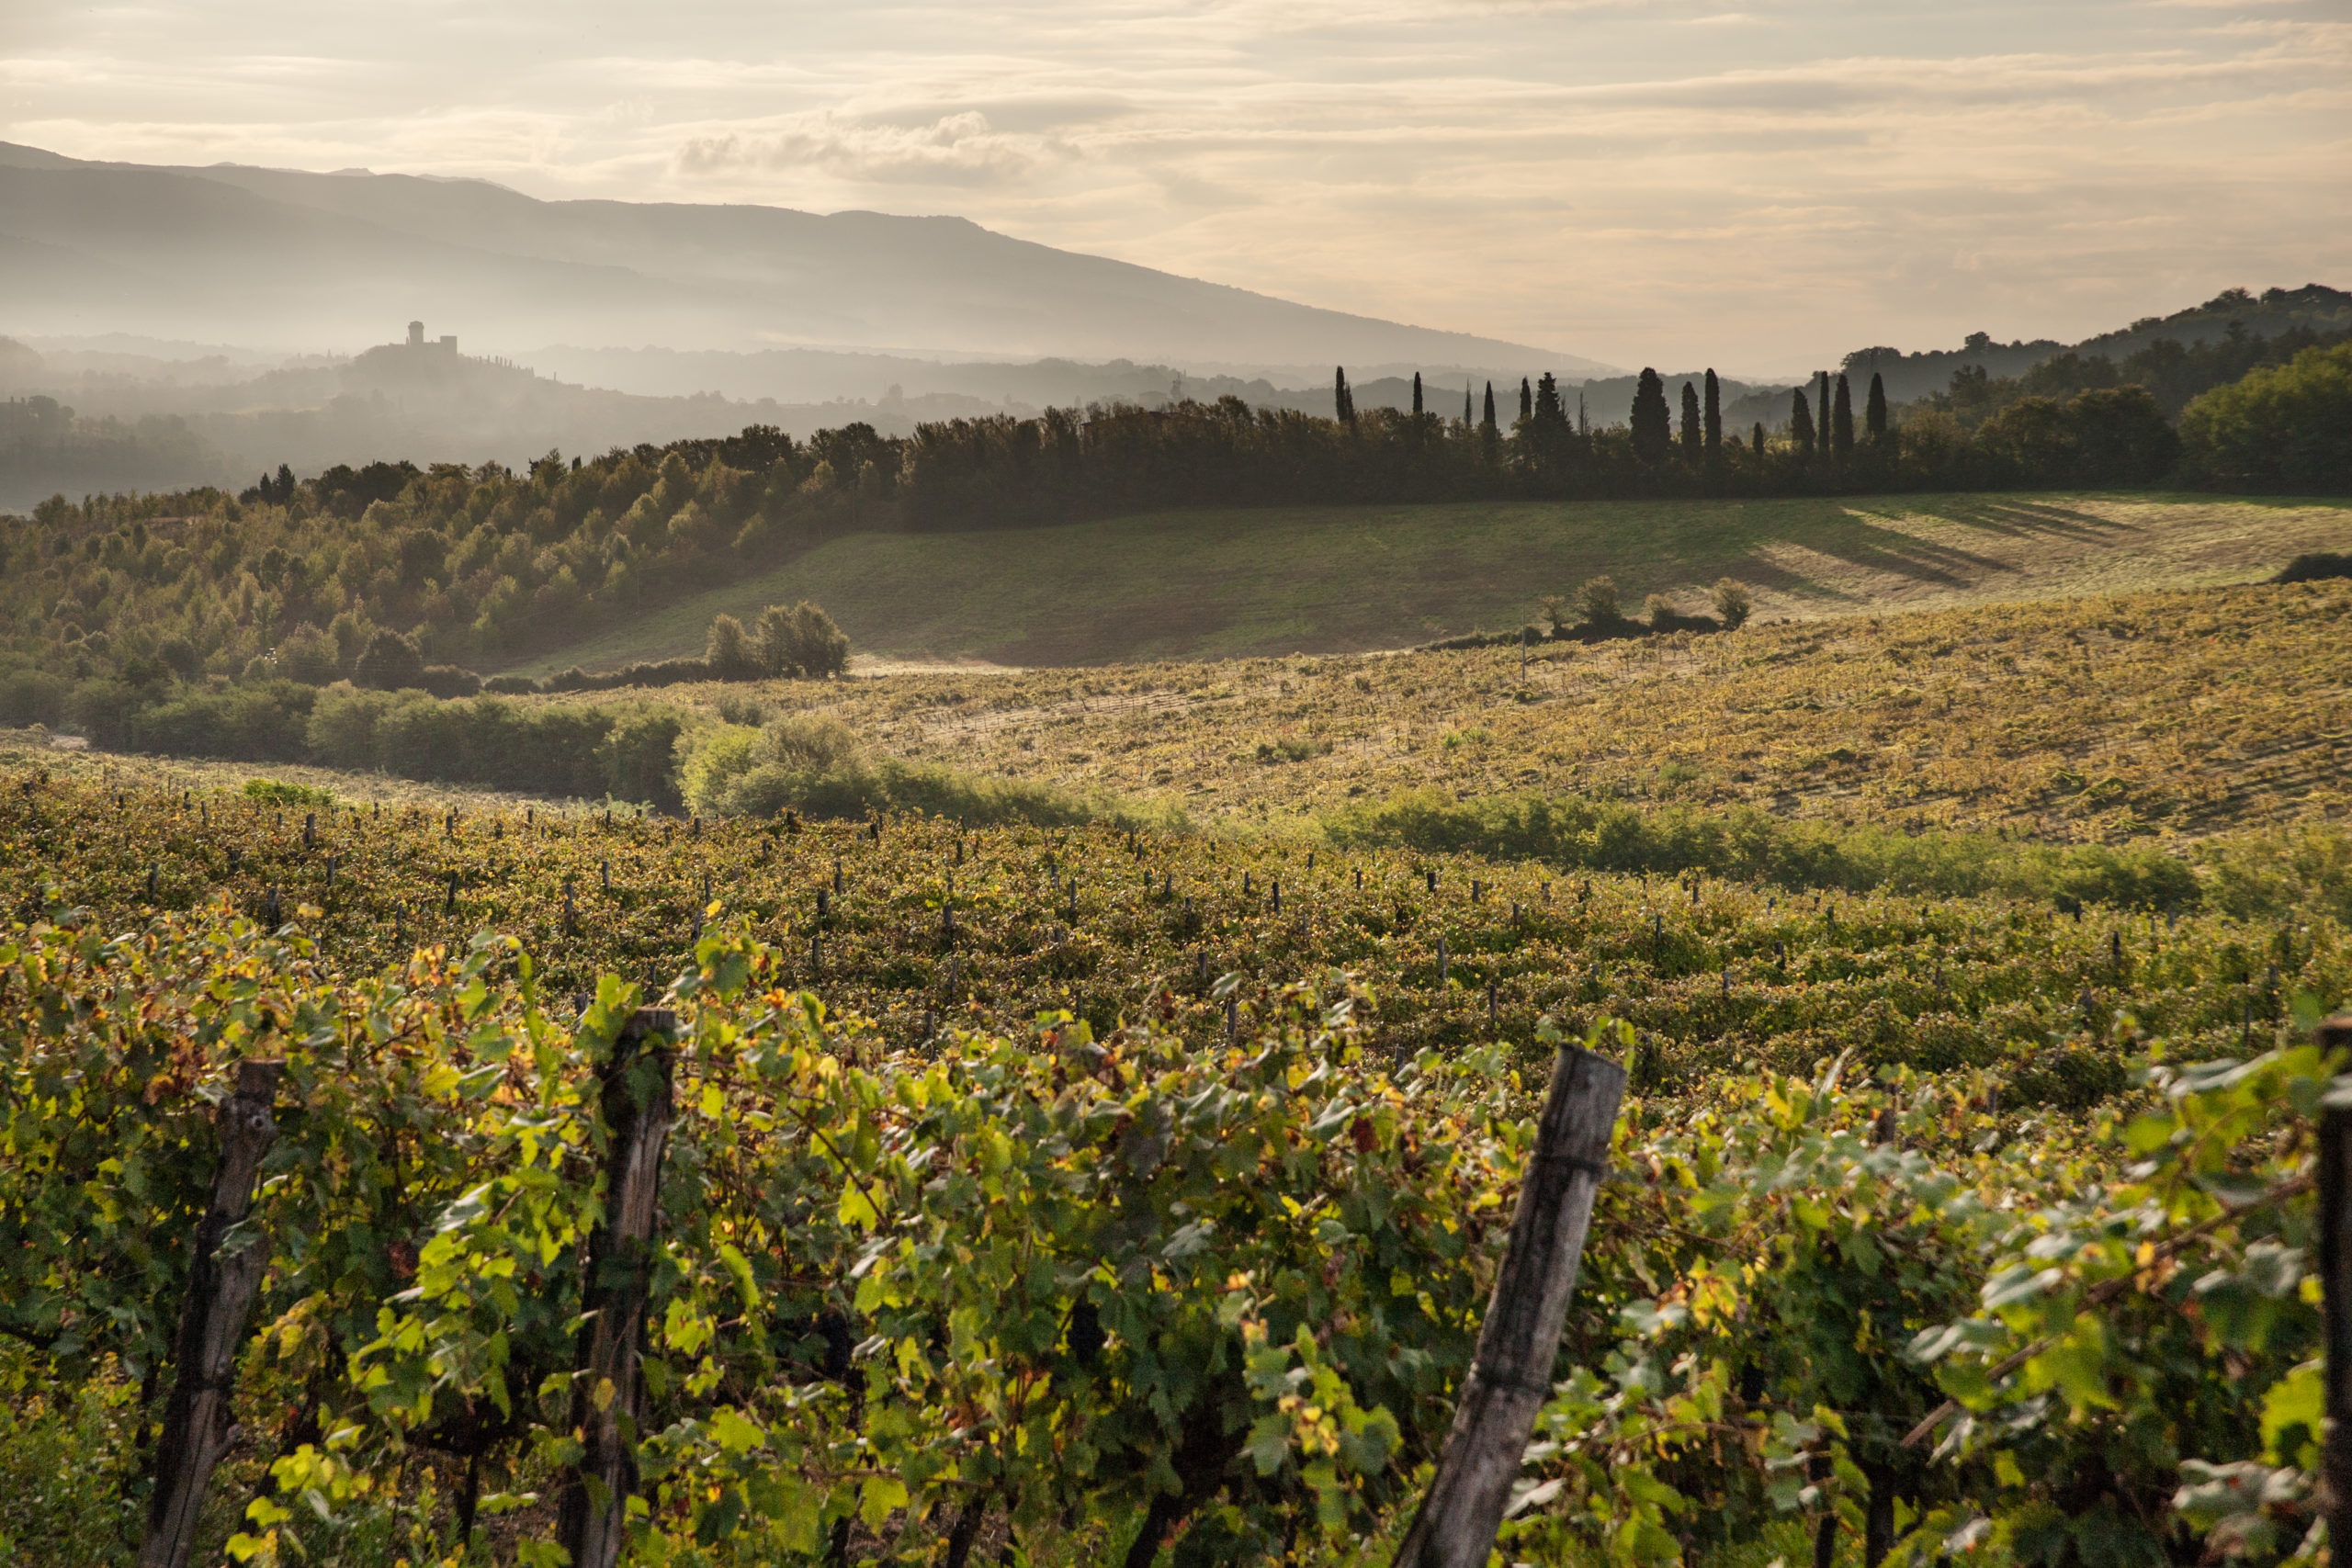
xmin=0 ymin=669 xmax=72 ymax=728
xmin=243 ymin=777 xmax=334 ymax=808
xmin=683 ymin=710 xmax=1159 ymax=829
xmin=753 ymin=600 xmax=853 ymax=678
xmin=1319 ymin=788 xmax=2212 ymax=911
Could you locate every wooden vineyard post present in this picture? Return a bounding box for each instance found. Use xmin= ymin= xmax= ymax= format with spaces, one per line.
xmin=139 ymin=1059 xmax=285 ymax=1568
xmin=2315 ymin=1014 xmax=2352 ymax=1544
xmin=558 ymin=1008 xmax=679 ymax=1568
xmin=1394 ymin=1045 xmax=1626 ymax=1568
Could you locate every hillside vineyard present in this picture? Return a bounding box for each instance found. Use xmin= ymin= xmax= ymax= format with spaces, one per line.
xmin=1 ymin=771 xmax=2345 ymax=1562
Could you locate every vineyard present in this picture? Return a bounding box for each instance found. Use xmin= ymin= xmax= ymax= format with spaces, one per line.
xmin=3 ymin=768 xmax=2348 ymax=1566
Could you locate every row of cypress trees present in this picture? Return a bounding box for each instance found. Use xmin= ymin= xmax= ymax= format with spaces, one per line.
xmin=1355 ymin=361 xmax=1898 ymax=470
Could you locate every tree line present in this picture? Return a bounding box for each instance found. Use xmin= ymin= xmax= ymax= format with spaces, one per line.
xmin=0 ymin=338 xmax=2341 ymax=731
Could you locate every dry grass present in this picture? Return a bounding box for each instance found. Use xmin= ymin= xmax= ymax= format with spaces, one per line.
xmin=643 ymin=579 xmax=2352 ymax=844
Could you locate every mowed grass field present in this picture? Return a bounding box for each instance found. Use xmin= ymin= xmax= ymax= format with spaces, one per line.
xmin=644 ymin=579 xmax=2352 ymax=843
xmin=503 ymin=491 xmax=2350 ymax=674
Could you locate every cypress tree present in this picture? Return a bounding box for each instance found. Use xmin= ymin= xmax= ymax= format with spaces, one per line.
xmin=1831 ymin=372 xmax=1855 ymax=457
xmin=1679 ymin=381 xmax=1702 ymax=457
xmin=1703 ymin=369 xmax=1722 ymax=451
xmin=1789 ymin=389 xmax=1816 ymax=454
xmin=1412 ymin=371 xmax=1424 ymax=417
xmin=1334 ymin=367 xmax=1355 ymax=425
xmin=1753 ymin=421 xmax=1766 ymax=455
xmin=1533 ymin=372 xmax=1566 ymax=425
xmin=1480 ymin=381 xmax=1498 ymax=456
xmin=1578 ymin=393 xmax=1589 ymax=436
xmin=1865 ymin=371 xmax=1888 ymax=441
xmin=1630 ymin=368 xmax=1672 ymax=462
xmin=1815 ymin=372 xmax=1831 ymax=450
xmin=1464 ymin=384 xmax=1474 ymax=425
xmin=1519 ymin=378 xmax=1532 ymax=423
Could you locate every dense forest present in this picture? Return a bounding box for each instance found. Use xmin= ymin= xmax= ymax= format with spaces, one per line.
xmin=0 ymin=333 xmax=2343 ymax=735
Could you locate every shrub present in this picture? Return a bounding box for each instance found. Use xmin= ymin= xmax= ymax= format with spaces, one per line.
xmin=1576 ymin=575 xmax=1622 ymax=626
xmin=416 ymin=664 xmax=481 ymax=699
xmin=600 ymin=710 xmax=686 ymax=811
xmin=705 ymin=613 xmax=761 ymax=680
xmin=684 ymin=710 xmax=1151 ymax=829
xmin=353 ymin=630 xmax=426 ymax=691
xmin=66 ymin=679 xmax=144 ymax=750
xmin=0 ymin=670 xmax=72 ymax=728
xmin=754 ymin=601 xmax=852 ymax=678
xmin=1318 ymin=788 xmax=2207 ymax=911
xmin=305 ymin=684 xmax=396 ymax=770
xmin=1712 ymin=579 xmax=1752 ymax=630
xmin=243 ymin=777 xmax=334 ymax=808
xmin=1644 ymin=592 xmax=1677 ymax=630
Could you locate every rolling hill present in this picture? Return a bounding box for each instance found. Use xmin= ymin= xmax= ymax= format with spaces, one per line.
xmin=498 ymin=491 xmax=2352 ymax=673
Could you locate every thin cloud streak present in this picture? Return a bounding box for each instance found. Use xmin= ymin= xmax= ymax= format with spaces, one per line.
xmin=1 ymin=0 xmax=2344 ymax=370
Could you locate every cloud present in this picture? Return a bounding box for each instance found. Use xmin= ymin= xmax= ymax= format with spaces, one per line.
xmin=674 ymin=110 xmax=1051 ymax=186
xmin=1 ymin=0 xmax=2344 ymax=369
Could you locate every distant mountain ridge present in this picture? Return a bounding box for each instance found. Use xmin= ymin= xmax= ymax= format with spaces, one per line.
xmin=0 ymin=141 xmax=1608 ymax=378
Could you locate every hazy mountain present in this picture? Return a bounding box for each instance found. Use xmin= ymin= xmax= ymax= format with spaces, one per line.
xmin=0 ymin=141 xmax=1609 ymax=378
xmin=1842 ymin=284 xmax=2352 ymax=403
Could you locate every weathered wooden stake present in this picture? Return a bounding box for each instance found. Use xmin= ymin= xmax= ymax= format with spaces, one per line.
xmin=557 ymin=1010 xmax=678 ymax=1568
xmin=138 ymin=1060 xmax=285 ymax=1568
xmin=1394 ymin=1046 xmax=1627 ymax=1568
xmin=2314 ymin=1015 xmax=2352 ymax=1545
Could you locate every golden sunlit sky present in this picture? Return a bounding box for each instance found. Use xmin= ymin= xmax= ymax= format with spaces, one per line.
xmin=4 ymin=0 xmax=2346 ymax=376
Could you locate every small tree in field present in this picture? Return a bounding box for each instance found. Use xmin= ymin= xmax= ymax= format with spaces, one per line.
xmin=754 ymin=601 xmax=852 ymax=679
xmin=1713 ymin=578 xmax=1753 ymax=629
xmin=706 ymin=613 xmax=760 ymax=680
xmin=1538 ymin=594 xmax=1569 ymax=635
xmin=1577 ymin=575 xmax=1622 ymax=626
xmin=1645 ymin=592 xmax=1679 ymax=630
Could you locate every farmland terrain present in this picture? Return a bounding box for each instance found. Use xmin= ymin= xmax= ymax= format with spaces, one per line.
xmin=501 ymin=491 xmax=2351 ymax=672
xmin=617 ymin=580 xmax=2351 ymax=845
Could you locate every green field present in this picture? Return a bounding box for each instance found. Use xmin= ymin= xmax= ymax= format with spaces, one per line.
xmin=503 ymin=491 xmax=2350 ymax=673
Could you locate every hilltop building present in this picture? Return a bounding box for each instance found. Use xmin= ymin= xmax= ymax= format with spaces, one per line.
xmin=405 ymin=321 xmax=458 ymax=354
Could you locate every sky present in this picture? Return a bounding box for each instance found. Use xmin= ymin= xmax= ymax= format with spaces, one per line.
xmin=3 ymin=0 xmax=2346 ymax=378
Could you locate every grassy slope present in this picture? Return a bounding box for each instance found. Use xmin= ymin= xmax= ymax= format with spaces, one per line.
xmin=504 ymin=491 xmax=2351 ymax=674
xmin=639 ymin=580 xmax=2352 ymax=843
xmin=32 ymin=581 xmax=2347 ymax=851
